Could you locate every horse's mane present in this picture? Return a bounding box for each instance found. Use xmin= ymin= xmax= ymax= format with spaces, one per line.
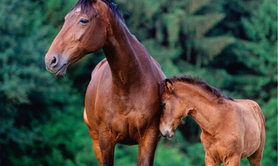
xmin=71 ymin=0 xmax=124 ymax=21
xmin=161 ymin=75 xmax=234 ymax=101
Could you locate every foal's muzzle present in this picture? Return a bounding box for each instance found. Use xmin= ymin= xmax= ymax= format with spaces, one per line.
xmin=159 ymin=126 xmax=175 ymax=139
xmin=165 ymin=131 xmax=174 ymax=138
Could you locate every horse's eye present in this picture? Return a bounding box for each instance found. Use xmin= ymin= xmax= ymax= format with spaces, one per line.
xmin=79 ymin=18 xmax=89 ymax=25
xmin=161 ymin=103 xmax=166 ymax=108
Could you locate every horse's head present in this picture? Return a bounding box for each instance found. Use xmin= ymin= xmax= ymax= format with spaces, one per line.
xmin=45 ymin=0 xmax=109 ymax=75
xmin=159 ymin=79 xmax=187 ymax=138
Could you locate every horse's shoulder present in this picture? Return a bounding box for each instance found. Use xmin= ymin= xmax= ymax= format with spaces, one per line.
xmin=94 ymin=58 xmax=108 ymax=71
xmin=91 ymin=58 xmax=108 ymax=78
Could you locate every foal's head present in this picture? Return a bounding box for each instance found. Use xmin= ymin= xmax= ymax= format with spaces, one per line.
xmin=45 ymin=0 xmax=117 ymax=75
xmin=159 ymin=76 xmax=233 ymax=138
xmin=159 ymin=79 xmax=188 ymax=138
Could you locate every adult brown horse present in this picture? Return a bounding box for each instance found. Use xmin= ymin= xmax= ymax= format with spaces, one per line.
xmin=45 ymin=0 xmax=165 ymax=165
xmin=159 ymin=76 xmax=265 ymax=166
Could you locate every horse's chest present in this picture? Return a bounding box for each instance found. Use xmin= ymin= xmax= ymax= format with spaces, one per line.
xmin=105 ymin=105 xmax=152 ymax=133
xmin=102 ymin=103 xmax=154 ymax=140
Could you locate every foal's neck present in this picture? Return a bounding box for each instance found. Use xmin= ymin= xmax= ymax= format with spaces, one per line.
xmin=181 ymin=84 xmax=221 ymax=135
xmin=102 ymin=15 xmax=152 ymax=89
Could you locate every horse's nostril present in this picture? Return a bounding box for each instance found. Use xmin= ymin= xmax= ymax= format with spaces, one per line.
xmin=166 ymin=131 xmax=170 ymax=138
xmin=50 ymin=56 xmax=57 ymax=66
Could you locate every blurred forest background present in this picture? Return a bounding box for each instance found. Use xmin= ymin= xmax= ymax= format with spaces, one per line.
xmin=0 ymin=0 xmax=277 ymax=165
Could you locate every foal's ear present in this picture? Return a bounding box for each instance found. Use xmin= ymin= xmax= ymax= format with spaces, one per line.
xmin=165 ymin=79 xmax=173 ymax=93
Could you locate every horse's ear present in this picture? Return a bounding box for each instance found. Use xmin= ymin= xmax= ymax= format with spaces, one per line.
xmin=90 ymin=0 xmax=97 ymax=3
xmin=165 ymin=79 xmax=173 ymax=93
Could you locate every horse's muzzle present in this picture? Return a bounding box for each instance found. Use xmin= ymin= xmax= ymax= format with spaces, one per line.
xmin=45 ymin=53 xmax=68 ymax=76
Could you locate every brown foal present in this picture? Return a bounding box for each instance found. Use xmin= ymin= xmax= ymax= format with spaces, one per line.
xmin=159 ymin=76 xmax=265 ymax=166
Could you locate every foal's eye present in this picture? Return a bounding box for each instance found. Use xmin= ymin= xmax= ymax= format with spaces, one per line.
xmin=161 ymin=103 xmax=166 ymax=108
xmin=79 ymin=18 xmax=89 ymax=25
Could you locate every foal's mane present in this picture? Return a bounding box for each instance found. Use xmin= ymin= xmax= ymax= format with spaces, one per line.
xmin=161 ymin=75 xmax=233 ymax=101
xmin=71 ymin=0 xmax=124 ymax=21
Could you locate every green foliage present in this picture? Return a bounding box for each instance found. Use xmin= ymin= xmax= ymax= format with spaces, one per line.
xmin=114 ymin=145 xmax=137 ymax=166
xmin=210 ymin=0 xmax=277 ymax=103
xmin=42 ymin=0 xmax=78 ymax=36
xmin=155 ymin=131 xmax=205 ymax=166
xmin=35 ymin=103 xmax=99 ymax=166
xmin=261 ymin=98 xmax=278 ymax=165
xmin=119 ymin=0 xmax=234 ymax=69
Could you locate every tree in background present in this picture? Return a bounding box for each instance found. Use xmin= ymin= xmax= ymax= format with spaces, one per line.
xmin=117 ymin=0 xmax=235 ymax=76
xmin=209 ymin=0 xmax=277 ymax=101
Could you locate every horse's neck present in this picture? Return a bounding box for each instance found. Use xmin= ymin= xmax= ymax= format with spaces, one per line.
xmin=190 ymin=108 xmax=215 ymax=135
xmin=182 ymin=85 xmax=219 ymax=135
xmin=102 ymin=18 xmax=151 ymax=89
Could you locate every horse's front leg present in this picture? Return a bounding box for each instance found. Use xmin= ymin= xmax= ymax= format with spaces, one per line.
xmin=99 ymin=127 xmax=116 ymax=166
xmin=84 ymin=109 xmax=103 ymax=165
xmin=137 ymin=125 xmax=160 ymax=166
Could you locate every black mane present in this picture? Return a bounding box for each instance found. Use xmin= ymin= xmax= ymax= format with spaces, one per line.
xmin=71 ymin=0 xmax=124 ymax=21
xmin=161 ymin=75 xmax=234 ymax=101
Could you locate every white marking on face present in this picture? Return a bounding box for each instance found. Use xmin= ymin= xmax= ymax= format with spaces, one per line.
xmin=75 ymin=7 xmax=81 ymax=13
xmin=160 ymin=122 xmax=172 ymax=134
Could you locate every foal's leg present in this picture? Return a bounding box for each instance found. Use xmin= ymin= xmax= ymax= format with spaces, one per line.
xmin=204 ymin=153 xmax=221 ymax=166
xmin=247 ymin=144 xmax=264 ymax=166
xmin=248 ymin=154 xmax=262 ymax=166
xmin=137 ymin=125 xmax=159 ymax=166
xmin=224 ymin=155 xmax=241 ymax=166
xmin=247 ymin=132 xmax=265 ymax=166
